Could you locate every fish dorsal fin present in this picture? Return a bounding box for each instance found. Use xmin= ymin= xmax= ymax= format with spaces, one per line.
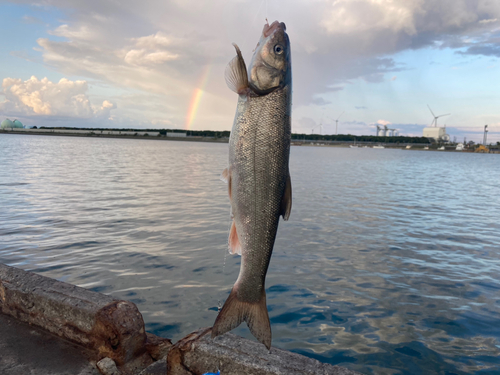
xmin=281 ymin=173 xmax=292 ymax=220
xmin=225 ymin=43 xmax=249 ymax=95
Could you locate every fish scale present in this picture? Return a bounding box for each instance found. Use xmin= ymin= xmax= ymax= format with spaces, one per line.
xmin=212 ymin=20 xmax=292 ymax=350
xmin=230 ymin=87 xmax=291 ymax=302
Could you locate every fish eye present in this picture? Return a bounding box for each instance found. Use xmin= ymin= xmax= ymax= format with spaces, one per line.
xmin=274 ymin=44 xmax=284 ymax=55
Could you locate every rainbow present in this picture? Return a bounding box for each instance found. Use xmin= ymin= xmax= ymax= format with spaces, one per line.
xmin=185 ymin=64 xmax=212 ymax=130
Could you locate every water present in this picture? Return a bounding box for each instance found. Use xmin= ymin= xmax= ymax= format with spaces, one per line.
xmin=1 ymin=134 xmax=499 ymax=374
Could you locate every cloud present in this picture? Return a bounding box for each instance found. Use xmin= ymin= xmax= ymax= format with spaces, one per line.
xmin=311 ymin=96 xmax=331 ymax=106
xmin=7 ymin=0 xmax=500 ymax=130
xmin=459 ymin=43 xmax=500 ymax=57
xmin=1 ymin=76 xmax=116 ymax=120
xmin=479 ymin=18 xmax=498 ymax=24
xmin=95 ymin=100 xmax=117 ymax=119
xmin=376 ymin=119 xmax=392 ymax=126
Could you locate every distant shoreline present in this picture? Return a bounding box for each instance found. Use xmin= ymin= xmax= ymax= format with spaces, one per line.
xmin=2 ymin=129 xmax=498 ymax=153
xmin=0 ymin=129 xmax=230 ymax=144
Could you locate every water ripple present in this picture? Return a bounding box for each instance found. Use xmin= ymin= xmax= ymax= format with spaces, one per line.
xmin=1 ymin=135 xmax=499 ymax=374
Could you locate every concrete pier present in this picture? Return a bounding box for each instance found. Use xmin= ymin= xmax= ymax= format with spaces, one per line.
xmin=0 ymin=263 xmax=362 ymax=375
xmin=0 ymin=312 xmax=99 ymax=375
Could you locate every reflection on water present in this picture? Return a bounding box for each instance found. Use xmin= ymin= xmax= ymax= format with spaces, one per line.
xmin=1 ymin=134 xmax=499 ymax=374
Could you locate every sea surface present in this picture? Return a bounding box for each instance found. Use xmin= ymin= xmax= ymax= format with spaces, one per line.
xmin=1 ymin=133 xmax=499 ymax=374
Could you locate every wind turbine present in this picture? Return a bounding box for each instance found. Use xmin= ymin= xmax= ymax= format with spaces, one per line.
xmin=311 ymin=123 xmax=322 ymax=135
xmin=427 ymin=105 xmax=450 ymax=127
xmin=329 ymin=112 xmax=344 ymax=135
xmin=312 ymin=113 xmax=324 ymax=135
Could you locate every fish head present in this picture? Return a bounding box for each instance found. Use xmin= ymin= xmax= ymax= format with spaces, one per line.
xmin=248 ymin=20 xmax=291 ymax=94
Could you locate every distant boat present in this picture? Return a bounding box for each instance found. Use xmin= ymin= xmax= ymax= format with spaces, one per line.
xmin=405 ymin=145 xmax=412 ymax=149
xmin=349 ymin=145 xmax=359 ymax=148
xmin=455 ymin=143 xmax=465 ymax=151
xmin=373 ymin=145 xmax=385 ymax=149
xmin=437 ymin=146 xmax=445 ymax=151
xmin=424 ymin=146 xmax=429 ymax=150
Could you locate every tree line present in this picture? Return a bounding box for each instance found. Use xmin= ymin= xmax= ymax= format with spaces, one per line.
xmin=36 ymin=127 xmax=432 ymax=144
xmin=291 ymin=133 xmax=431 ymax=144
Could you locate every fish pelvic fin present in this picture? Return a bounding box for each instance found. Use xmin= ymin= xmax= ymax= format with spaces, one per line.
xmin=225 ymin=44 xmax=249 ymax=95
xmin=212 ymin=286 xmax=271 ymax=350
xmin=281 ymin=173 xmax=292 ymax=220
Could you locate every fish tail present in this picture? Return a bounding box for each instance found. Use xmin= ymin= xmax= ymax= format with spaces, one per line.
xmin=212 ymin=286 xmax=271 ymax=349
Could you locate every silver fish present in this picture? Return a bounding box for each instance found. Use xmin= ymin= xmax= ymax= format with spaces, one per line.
xmin=212 ymin=20 xmax=292 ymax=349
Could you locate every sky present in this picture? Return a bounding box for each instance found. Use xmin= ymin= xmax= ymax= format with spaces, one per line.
xmin=0 ymin=0 xmax=499 ymax=143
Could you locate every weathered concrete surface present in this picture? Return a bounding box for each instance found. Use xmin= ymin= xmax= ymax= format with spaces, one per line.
xmin=1 ymin=263 xmax=363 ymax=375
xmin=0 ymin=263 xmax=152 ymax=374
xmin=97 ymin=358 xmax=122 ymax=375
xmin=0 ymin=312 xmax=99 ymax=375
xmin=167 ymin=328 xmax=363 ymax=375
xmin=145 ymin=332 xmax=172 ymax=360
xmin=139 ymin=359 xmax=167 ymax=375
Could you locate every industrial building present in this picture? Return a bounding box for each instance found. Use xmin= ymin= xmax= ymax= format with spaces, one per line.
xmin=422 ymin=127 xmax=450 ymax=142
xmin=1 ymin=118 xmax=23 ymax=129
xmin=423 ymin=106 xmax=450 ymax=142
xmin=376 ymin=124 xmax=398 ymax=136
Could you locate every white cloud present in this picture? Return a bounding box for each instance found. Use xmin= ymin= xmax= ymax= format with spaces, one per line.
xmin=1 ymin=76 xmax=116 ymax=119
xmin=377 ymin=119 xmax=392 ymax=126
xmin=320 ymin=0 xmax=420 ymax=35
xmin=6 ymin=0 xmax=500 ymax=132
xmin=95 ymin=100 xmax=117 ymax=119
xmin=50 ymin=24 xmax=99 ymax=41
xmin=479 ymin=18 xmax=498 ymax=24
xmin=124 ymin=49 xmax=179 ymax=66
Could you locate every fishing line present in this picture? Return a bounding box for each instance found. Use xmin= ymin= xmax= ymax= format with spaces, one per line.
xmin=252 ymin=0 xmax=266 ymax=26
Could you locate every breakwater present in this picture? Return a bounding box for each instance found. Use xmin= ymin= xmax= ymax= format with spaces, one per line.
xmin=0 ymin=263 xmax=362 ymax=375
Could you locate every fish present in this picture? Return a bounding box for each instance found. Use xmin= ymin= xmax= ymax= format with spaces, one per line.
xmin=211 ymin=20 xmax=292 ymax=350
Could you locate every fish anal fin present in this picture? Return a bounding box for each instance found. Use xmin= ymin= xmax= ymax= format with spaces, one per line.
xmin=228 ymin=220 xmax=241 ymax=255
xmin=281 ymin=173 xmax=292 ymax=220
xmin=225 ymin=44 xmax=249 ymax=95
xmin=212 ymin=286 xmax=271 ymax=350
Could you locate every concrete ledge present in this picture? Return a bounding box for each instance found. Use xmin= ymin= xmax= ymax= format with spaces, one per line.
xmin=0 ymin=264 xmax=154 ymax=374
xmin=167 ymin=328 xmax=362 ymax=375
xmin=1 ymin=263 xmax=362 ymax=375
xmin=0 ymin=313 xmax=100 ymax=375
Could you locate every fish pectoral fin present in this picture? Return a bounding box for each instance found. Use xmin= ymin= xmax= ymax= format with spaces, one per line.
xmin=225 ymin=44 xmax=249 ymax=95
xmin=228 ymin=220 xmax=242 ymax=255
xmin=221 ymin=167 xmax=233 ymax=201
xmin=220 ymin=168 xmax=229 ymax=183
xmin=212 ymin=286 xmax=271 ymax=350
xmin=281 ymin=173 xmax=292 ymax=220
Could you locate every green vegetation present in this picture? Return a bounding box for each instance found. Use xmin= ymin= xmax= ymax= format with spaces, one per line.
xmin=186 ymin=130 xmax=231 ymax=138
xmin=291 ymin=133 xmax=431 ymax=144
xmin=35 ymin=127 xmax=432 ymax=144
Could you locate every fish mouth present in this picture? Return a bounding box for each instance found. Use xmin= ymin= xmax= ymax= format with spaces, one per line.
xmin=263 ymin=20 xmax=286 ymax=37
